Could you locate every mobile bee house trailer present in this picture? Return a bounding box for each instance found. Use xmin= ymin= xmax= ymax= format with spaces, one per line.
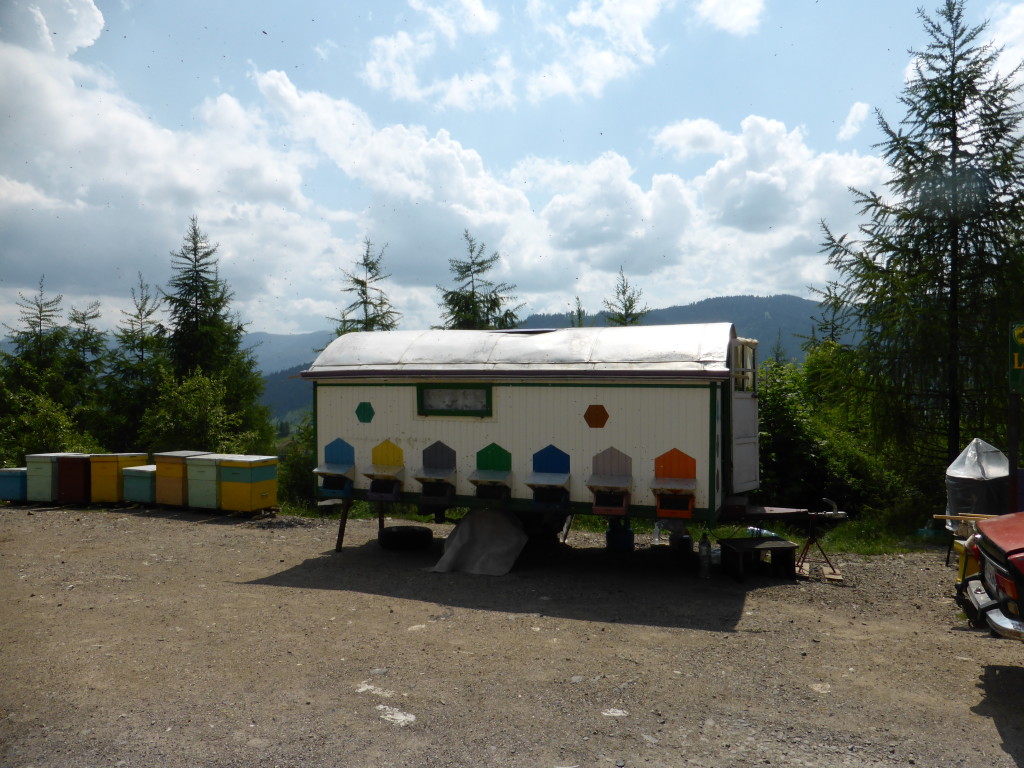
xmin=301 ymin=323 xmax=759 ymax=548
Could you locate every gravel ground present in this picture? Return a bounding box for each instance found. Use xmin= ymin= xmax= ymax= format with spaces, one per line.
xmin=1 ymin=505 xmax=1022 ymax=768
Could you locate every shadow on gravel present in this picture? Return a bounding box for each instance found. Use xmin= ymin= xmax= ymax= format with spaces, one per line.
xmin=246 ymin=536 xmax=798 ymax=633
xmin=972 ymin=665 xmax=1024 ymax=767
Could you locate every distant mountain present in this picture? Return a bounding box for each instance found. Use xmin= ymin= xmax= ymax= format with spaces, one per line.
xmin=243 ymin=330 xmax=334 ymax=375
xmin=261 ymin=363 xmax=313 ymax=426
xmin=256 ymin=295 xmax=829 ymax=424
xmin=521 ymin=294 xmax=825 ymax=362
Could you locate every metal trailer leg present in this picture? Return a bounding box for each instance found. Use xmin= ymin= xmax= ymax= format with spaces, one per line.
xmin=334 ymin=498 xmax=353 ymax=552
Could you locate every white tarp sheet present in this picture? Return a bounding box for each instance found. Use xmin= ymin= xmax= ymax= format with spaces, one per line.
xmin=430 ymin=508 xmax=528 ymax=576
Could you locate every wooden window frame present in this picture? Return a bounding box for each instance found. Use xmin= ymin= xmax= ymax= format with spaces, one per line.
xmin=416 ymin=383 xmax=493 ymax=417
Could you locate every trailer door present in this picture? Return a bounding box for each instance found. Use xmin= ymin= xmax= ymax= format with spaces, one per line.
xmin=730 ymin=339 xmax=759 ymax=493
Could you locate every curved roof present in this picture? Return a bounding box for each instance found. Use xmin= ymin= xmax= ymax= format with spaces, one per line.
xmin=302 ymin=323 xmax=742 ymax=380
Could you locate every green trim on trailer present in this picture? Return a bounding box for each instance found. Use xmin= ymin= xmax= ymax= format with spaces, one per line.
xmin=707 ymin=383 xmax=718 ymax=522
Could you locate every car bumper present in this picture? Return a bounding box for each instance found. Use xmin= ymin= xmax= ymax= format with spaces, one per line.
xmin=965 ymin=577 xmax=1024 ymax=641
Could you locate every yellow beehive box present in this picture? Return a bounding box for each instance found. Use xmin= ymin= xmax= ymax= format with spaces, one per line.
xmin=90 ymin=453 xmax=148 ymax=503
xmin=154 ymin=451 xmax=208 ymax=506
xmin=220 ymin=479 xmax=277 ymax=512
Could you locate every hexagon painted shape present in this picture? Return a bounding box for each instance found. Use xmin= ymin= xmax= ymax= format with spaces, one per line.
xmin=584 ymin=404 xmax=609 ymax=428
xmin=355 ymin=401 xmax=375 ymax=423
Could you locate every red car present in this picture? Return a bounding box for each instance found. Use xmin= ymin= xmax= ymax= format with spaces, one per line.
xmin=961 ymin=511 xmax=1024 ymax=640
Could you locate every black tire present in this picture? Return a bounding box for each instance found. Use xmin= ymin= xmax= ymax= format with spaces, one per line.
xmin=378 ymin=525 xmax=433 ymax=551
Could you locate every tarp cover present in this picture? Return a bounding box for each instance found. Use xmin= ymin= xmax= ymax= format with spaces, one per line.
xmin=430 ymin=508 xmax=528 ymax=576
xmin=945 ymin=438 xmax=1009 ymax=519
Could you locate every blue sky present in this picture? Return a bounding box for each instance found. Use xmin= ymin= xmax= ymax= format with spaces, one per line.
xmin=2 ymin=0 xmax=1022 ymax=334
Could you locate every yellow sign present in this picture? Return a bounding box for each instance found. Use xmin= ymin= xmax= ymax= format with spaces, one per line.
xmin=1012 ymin=322 xmax=1024 ymax=395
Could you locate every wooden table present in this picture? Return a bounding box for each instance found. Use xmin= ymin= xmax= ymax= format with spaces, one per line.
xmin=718 ymin=536 xmax=798 ymax=581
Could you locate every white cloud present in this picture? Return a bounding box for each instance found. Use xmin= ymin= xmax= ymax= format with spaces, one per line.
xmin=362 ymin=30 xmax=437 ymax=101
xmin=314 ymin=39 xmax=339 ymax=61
xmin=436 ymin=53 xmax=518 ymax=109
xmin=837 ymin=101 xmax=871 ymax=141
xmin=654 ymin=118 xmax=736 ymax=159
xmin=0 ymin=0 xmax=894 ymax=336
xmin=0 ymin=0 xmax=104 ymax=56
xmin=363 ymin=0 xmax=674 ymax=107
xmin=361 ymin=0 xmax=507 ymax=108
xmin=526 ymin=0 xmax=672 ymax=101
xmin=989 ymin=3 xmax=1024 ymax=80
xmin=410 ymin=0 xmax=501 ymax=40
xmin=695 ymin=0 xmax=764 ymax=36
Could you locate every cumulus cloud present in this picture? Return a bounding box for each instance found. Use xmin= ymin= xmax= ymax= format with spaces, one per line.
xmin=989 ymin=3 xmax=1024 ymax=80
xmin=0 ymin=0 xmax=103 ymax=56
xmin=0 ymin=0 xmax=892 ymax=335
xmin=837 ymin=101 xmax=871 ymax=141
xmin=694 ymin=0 xmax=764 ymax=36
xmin=654 ymin=118 xmax=735 ymax=159
xmin=363 ymin=0 xmax=674 ymax=108
xmin=410 ymin=0 xmax=501 ymax=40
xmin=525 ymin=0 xmax=672 ymax=101
xmin=361 ymin=0 xmax=513 ymax=109
xmin=692 ymin=115 xmax=886 ymax=235
xmin=362 ymin=30 xmax=438 ymax=101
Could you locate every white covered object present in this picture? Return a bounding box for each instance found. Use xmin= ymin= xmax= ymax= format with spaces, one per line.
xmin=945 ymin=438 xmax=1009 ymax=520
xmin=430 ymin=509 xmax=528 ymax=576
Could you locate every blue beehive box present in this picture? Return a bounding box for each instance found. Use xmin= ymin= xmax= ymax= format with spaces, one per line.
xmin=123 ymin=464 xmax=157 ymax=504
xmin=0 ymin=467 xmax=28 ymax=502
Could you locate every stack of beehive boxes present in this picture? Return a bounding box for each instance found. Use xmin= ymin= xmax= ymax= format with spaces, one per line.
xmin=219 ymin=454 xmax=278 ymax=512
xmin=9 ymin=451 xmax=278 ymax=513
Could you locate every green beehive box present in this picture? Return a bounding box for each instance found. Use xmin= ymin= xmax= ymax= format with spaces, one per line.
xmin=26 ymin=453 xmax=75 ymax=503
xmin=154 ymin=450 xmax=208 ymax=506
xmin=186 ymin=454 xmax=230 ymax=509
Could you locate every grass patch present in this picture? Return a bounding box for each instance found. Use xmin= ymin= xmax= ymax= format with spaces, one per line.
xmin=275 ymin=500 xmax=940 ymax=557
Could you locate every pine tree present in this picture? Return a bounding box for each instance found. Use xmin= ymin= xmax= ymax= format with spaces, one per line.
xmin=163 ymin=217 xmax=243 ymax=377
xmin=602 ymin=267 xmax=649 ymax=326
xmin=437 ymin=230 xmax=522 ymax=330
xmin=330 ymin=237 xmax=401 ymax=334
xmin=3 ymin=277 xmax=65 ymax=367
xmin=160 ymin=217 xmax=273 ymax=453
xmin=568 ymin=296 xmax=591 ymax=328
xmin=103 ymin=274 xmax=168 ymax=450
xmin=821 ymin=0 xmax=1024 ymax=475
xmin=0 ymin=278 xmax=104 ymax=459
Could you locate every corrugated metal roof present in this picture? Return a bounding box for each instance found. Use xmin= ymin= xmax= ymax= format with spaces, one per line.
xmin=302 ymin=323 xmax=739 ymax=379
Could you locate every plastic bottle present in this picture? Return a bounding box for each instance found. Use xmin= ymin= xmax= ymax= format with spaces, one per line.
xmin=698 ymin=532 xmax=711 ymax=579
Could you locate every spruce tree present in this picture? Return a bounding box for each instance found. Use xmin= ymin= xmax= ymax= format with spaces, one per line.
xmin=602 ymin=267 xmax=649 ymax=326
xmin=821 ymin=0 xmax=1024 ymax=476
xmin=103 ymin=274 xmax=168 ymax=449
xmin=437 ymin=230 xmax=522 ymax=330
xmin=330 ymin=237 xmax=401 ymax=334
xmin=163 ymin=217 xmax=243 ymax=377
xmin=160 ymin=217 xmax=273 ymax=453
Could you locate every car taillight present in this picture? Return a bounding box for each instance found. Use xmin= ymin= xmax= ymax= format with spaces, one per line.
xmin=1004 ymin=553 xmax=1024 ymax=601
xmin=995 ymin=571 xmax=1018 ymax=600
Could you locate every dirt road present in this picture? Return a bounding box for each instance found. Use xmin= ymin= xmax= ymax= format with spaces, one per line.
xmin=1 ymin=506 xmax=1022 ymax=767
